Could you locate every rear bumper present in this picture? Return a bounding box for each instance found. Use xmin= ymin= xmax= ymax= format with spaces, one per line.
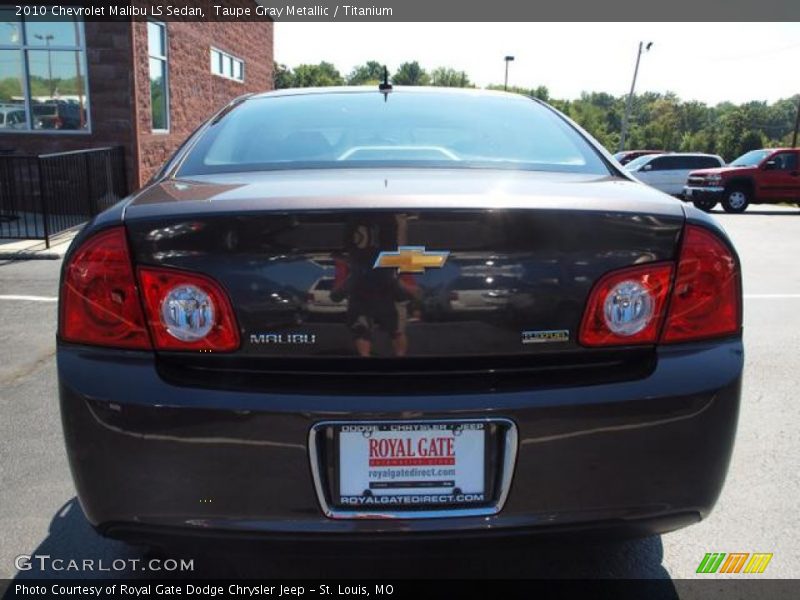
xmin=58 ymin=340 xmax=743 ymax=541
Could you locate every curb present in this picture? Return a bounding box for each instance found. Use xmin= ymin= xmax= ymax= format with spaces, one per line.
xmin=0 ymin=229 xmax=78 ymax=260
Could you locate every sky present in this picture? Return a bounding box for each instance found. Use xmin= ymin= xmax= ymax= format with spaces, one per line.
xmin=275 ymin=22 xmax=800 ymax=105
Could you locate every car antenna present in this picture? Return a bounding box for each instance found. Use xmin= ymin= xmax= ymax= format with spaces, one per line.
xmin=379 ymin=66 xmax=392 ymax=101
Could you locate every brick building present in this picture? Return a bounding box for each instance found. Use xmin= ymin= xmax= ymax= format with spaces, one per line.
xmin=0 ymin=8 xmax=273 ymax=191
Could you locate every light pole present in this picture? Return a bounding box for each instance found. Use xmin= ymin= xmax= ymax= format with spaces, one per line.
xmin=793 ymin=95 xmax=800 ymax=148
xmin=618 ymin=41 xmax=653 ymax=153
xmin=35 ymin=33 xmax=55 ymax=98
xmin=504 ymin=55 xmax=514 ymax=91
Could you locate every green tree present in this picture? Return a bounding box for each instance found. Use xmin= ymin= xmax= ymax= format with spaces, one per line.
xmin=530 ymin=85 xmax=550 ymax=102
xmin=644 ymin=97 xmax=681 ymax=150
xmin=273 ymin=62 xmax=294 ymax=89
xmin=0 ymin=76 xmax=24 ymax=103
xmin=347 ymin=61 xmax=385 ymax=85
xmin=430 ymin=67 xmax=472 ymax=88
xmin=717 ymin=108 xmax=748 ymax=161
xmin=763 ymin=96 xmax=799 ymax=142
xmin=740 ymin=130 xmax=765 ymax=155
xmin=392 ymin=61 xmax=430 ymax=86
xmin=291 ymin=62 xmax=344 ymax=88
xmin=485 ymin=84 xmax=549 ymax=100
xmin=489 ymin=86 xmax=797 ymax=155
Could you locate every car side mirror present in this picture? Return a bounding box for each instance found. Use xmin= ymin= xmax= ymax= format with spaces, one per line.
xmin=642 ymin=164 xmax=652 ymax=172
xmin=763 ymin=160 xmax=778 ymax=171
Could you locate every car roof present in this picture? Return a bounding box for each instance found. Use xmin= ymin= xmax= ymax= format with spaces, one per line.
xmin=679 ymin=152 xmax=721 ymax=156
xmin=629 ymin=153 xmax=666 ymax=161
xmin=636 ymin=152 xmax=723 ymax=160
xmin=651 ymin=152 xmax=721 ymax=157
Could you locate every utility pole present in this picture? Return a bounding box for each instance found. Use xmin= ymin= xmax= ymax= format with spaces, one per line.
xmin=793 ymin=95 xmax=800 ymax=148
xmin=619 ymin=41 xmax=653 ymax=153
xmin=504 ymin=56 xmax=514 ymax=91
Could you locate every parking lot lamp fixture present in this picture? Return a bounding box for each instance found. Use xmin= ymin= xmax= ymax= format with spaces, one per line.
xmin=504 ymin=56 xmax=515 ymax=91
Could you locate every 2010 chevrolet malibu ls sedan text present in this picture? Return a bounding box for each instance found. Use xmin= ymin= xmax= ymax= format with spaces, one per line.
xmin=58 ymin=87 xmax=742 ymax=546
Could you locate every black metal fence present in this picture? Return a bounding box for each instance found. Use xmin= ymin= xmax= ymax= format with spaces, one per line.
xmin=0 ymin=146 xmax=127 ymax=248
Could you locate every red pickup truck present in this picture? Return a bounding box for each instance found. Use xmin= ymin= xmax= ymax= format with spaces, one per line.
xmin=683 ymin=148 xmax=800 ymax=213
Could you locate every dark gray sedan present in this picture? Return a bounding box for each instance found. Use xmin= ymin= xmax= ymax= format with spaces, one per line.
xmin=58 ymin=87 xmax=742 ymax=547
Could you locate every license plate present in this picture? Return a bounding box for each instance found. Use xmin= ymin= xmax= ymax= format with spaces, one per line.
xmin=337 ymin=422 xmax=486 ymax=509
xmin=685 ymin=188 xmax=693 ymax=197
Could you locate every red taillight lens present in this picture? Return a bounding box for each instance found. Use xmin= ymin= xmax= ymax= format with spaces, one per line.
xmin=60 ymin=227 xmax=151 ymax=349
xmin=579 ymin=225 xmax=741 ymax=347
xmin=579 ymin=263 xmax=673 ymax=347
xmin=137 ymin=267 xmax=240 ymax=351
xmin=661 ymin=225 xmax=740 ymax=343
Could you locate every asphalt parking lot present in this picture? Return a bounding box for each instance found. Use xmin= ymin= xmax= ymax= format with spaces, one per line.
xmin=1 ymin=205 xmax=798 ymax=582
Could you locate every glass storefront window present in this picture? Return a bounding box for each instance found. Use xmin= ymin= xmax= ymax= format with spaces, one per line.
xmin=0 ymin=11 xmax=89 ymax=133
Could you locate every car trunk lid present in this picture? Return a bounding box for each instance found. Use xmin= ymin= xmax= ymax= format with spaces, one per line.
xmin=124 ymin=169 xmax=684 ymax=362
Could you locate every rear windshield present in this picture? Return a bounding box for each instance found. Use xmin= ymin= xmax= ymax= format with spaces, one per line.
xmin=177 ymin=91 xmax=610 ymax=176
xmin=624 ymin=154 xmax=658 ymax=171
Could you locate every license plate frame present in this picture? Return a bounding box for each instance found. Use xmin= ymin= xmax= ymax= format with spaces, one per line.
xmin=309 ymin=418 xmax=518 ymax=520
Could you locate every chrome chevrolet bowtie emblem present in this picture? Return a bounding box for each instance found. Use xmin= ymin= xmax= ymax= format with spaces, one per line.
xmin=373 ymin=246 xmax=450 ymax=274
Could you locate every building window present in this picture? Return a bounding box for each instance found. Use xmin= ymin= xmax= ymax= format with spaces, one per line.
xmin=0 ymin=10 xmax=90 ymax=133
xmin=210 ymin=48 xmax=244 ymax=82
xmin=147 ymin=21 xmax=168 ymax=132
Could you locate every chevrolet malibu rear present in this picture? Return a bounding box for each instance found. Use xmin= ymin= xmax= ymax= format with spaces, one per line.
xmin=58 ymin=87 xmax=743 ymax=545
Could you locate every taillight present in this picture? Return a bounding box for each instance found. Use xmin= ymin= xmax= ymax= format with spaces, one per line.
xmin=579 ymin=263 xmax=673 ymax=346
xmin=138 ymin=267 xmax=240 ymax=351
xmin=661 ymin=225 xmax=740 ymax=343
xmin=60 ymin=227 xmax=151 ymax=349
xmin=579 ymin=224 xmax=741 ymax=347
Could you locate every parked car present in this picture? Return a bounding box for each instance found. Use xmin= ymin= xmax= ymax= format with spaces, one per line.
xmin=31 ymin=103 xmax=62 ymax=129
xmin=684 ymin=148 xmax=800 ymax=213
xmin=31 ymin=100 xmax=86 ymax=130
xmin=612 ymin=149 xmax=663 ymax=165
xmin=304 ymin=276 xmax=347 ymax=316
xmin=58 ymin=87 xmax=742 ymax=549
xmin=625 ymin=153 xmax=725 ymax=196
xmin=425 ymin=275 xmax=518 ymax=319
xmin=0 ymin=104 xmax=27 ymax=129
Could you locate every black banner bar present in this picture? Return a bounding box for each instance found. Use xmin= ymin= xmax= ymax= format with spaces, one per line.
xmin=3 ymin=0 xmax=800 ymax=22
xmin=3 ymin=579 xmax=800 ymax=600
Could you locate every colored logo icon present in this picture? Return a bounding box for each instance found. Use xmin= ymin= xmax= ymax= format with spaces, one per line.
xmin=696 ymin=552 xmax=773 ymax=574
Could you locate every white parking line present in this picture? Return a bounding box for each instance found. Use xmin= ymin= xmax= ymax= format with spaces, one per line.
xmin=0 ymin=295 xmax=58 ymax=303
